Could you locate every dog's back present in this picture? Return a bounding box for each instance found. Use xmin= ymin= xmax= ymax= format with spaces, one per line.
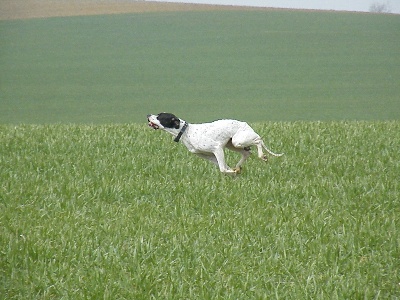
xmin=189 ymin=119 xmax=250 ymax=140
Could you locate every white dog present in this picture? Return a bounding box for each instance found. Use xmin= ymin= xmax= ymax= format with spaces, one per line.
xmin=147 ymin=113 xmax=283 ymax=175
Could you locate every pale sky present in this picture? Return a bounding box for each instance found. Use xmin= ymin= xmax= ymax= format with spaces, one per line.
xmin=153 ymin=0 xmax=400 ymax=13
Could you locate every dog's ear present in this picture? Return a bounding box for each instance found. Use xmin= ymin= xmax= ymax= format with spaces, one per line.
xmin=172 ymin=117 xmax=180 ymax=129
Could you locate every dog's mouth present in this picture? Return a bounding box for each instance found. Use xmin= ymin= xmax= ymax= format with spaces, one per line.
xmin=148 ymin=121 xmax=159 ymax=130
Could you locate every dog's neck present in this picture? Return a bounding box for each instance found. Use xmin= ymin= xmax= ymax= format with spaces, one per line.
xmin=174 ymin=120 xmax=189 ymax=142
xmin=163 ymin=119 xmax=188 ymax=142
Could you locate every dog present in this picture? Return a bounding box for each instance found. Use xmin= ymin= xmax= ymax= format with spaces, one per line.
xmin=147 ymin=113 xmax=283 ymax=175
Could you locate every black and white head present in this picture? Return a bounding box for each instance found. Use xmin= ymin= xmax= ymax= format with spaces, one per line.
xmin=147 ymin=113 xmax=181 ymax=130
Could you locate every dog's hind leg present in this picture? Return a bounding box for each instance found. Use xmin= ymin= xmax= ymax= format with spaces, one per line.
xmin=235 ymin=148 xmax=251 ymax=169
xmin=226 ymin=141 xmax=251 ymax=173
xmin=255 ymin=138 xmax=284 ymax=162
xmin=255 ymin=139 xmax=268 ymax=162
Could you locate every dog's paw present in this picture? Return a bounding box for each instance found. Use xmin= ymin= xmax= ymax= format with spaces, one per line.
xmin=233 ymin=167 xmax=242 ymax=174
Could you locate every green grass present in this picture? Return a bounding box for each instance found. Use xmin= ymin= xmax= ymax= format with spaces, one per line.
xmin=1 ymin=122 xmax=399 ymax=299
xmin=1 ymin=8 xmax=399 ymax=299
xmin=1 ymin=11 xmax=400 ymax=123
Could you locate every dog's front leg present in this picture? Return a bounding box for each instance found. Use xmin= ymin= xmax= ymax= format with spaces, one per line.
xmin=195 ymin=153 xmax=219 ymax=166
xmin=213 ymin=147 xmax=237 ymax=175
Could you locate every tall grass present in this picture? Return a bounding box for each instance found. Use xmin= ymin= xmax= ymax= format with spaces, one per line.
xmin=1 ymin=122 xmax=399 ymax=299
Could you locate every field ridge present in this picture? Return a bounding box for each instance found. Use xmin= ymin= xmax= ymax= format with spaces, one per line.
xmin=0 ymin=0 xmax=282 ymax=20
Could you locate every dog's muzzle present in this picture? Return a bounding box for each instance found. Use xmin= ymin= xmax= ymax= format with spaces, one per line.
xmin=147 ymin=115 xmax=159 ymax=129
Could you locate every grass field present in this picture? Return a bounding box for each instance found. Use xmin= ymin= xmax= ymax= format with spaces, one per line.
xmin=1 ymin=122 xmax=399 ymax=299
xmin=1 ymin=10 xmax=400 ymax=123
xmin=1 ymin=5 xmax=400 ymax=299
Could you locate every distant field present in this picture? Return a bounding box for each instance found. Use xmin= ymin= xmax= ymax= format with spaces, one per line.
xmin=1 ymin=8 xmax=399 ymax=123
xmin=1 ymin=122 xmax=399 ymax=298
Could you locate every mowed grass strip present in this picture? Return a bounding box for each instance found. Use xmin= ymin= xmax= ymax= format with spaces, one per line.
xmin=1 ymin=122 xmax=399 ymax=299
xmin=1 ymin=11 xmax=399 ymax=123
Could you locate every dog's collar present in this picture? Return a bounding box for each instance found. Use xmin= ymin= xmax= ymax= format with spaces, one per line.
xmin=174 ymin=122 xmax=188 ymax=142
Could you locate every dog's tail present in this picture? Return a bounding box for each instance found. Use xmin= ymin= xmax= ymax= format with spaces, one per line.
xmin=262 ymin=142 xmax=284 ymax=157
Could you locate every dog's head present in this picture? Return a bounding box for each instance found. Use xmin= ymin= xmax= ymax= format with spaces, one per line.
xmin=147 ymin=113 xmax=181 ymax=130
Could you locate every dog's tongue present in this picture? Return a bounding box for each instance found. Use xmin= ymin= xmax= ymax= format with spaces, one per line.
xmin=148 ymin=122 xmax=158 ymax=129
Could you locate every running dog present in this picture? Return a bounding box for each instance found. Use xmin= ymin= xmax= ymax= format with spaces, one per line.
xmin=147 ymin=113 xmax=283 ymax=174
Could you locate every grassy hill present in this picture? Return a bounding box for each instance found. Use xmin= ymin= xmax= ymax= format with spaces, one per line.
xmin=1 ymin=10 xmax=399 ymax=123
